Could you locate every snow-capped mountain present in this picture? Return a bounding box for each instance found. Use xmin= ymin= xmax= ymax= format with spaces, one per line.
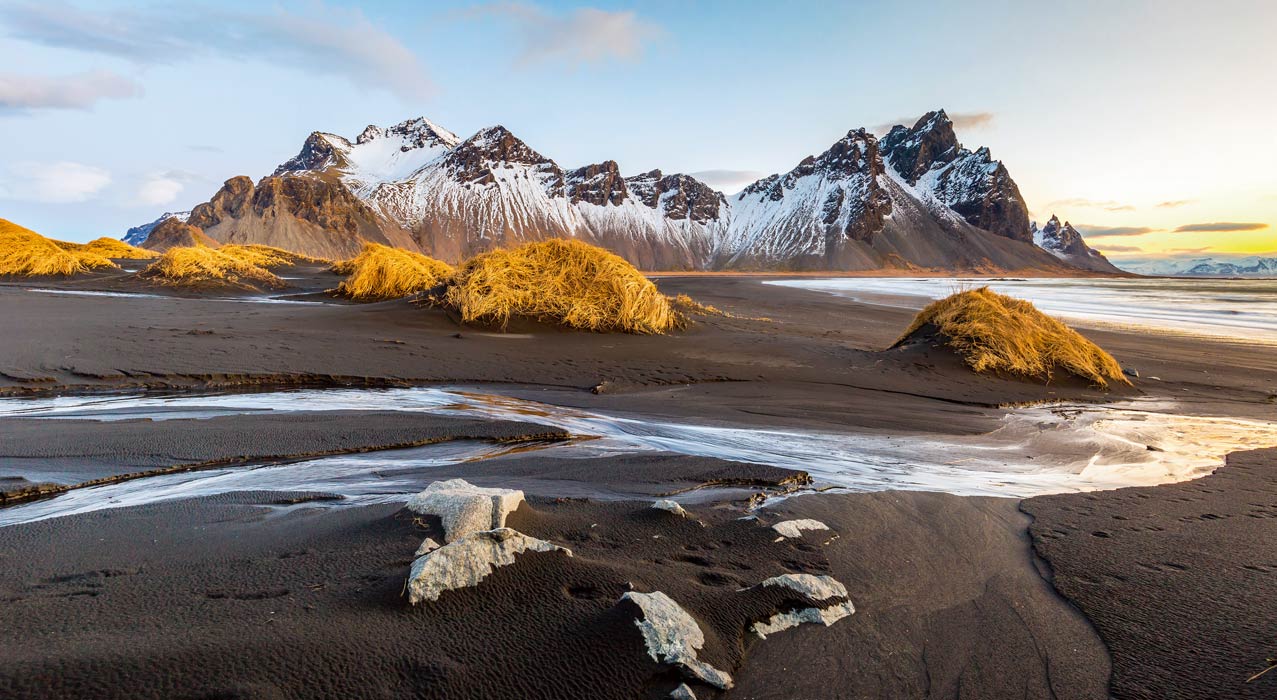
xmin=123 ymin=110 xmax=1121 ymax=273
xmin=1032 ymin=215 xmax=1121 ymax=273
xmin=1118 ymin=256 xmax=1277 ymax=278
xmin=123 ymin=211 xmax=190 ymax=247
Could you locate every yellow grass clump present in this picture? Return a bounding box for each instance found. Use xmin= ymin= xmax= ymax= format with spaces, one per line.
xmin=54 ymin=237 xmax=159 ymax=260
xmin=138 ymin=245 xmax=283 ymax=289
xmin=0 ymin=218 xmax=119 ymax=276
xmin=333 ymin=242 xmax=454 ymax=301
xmin=219 ymin=244 xmax=328 ymax=268
xmin=670 ymin=293 xmax=772 ymax=323
xmin=895 ymin=287 xmax=1129 ymax=387
xmin=443 ymin=238 xmax=682 ymax=334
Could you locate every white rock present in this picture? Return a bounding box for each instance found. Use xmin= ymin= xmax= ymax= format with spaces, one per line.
xmin=414 ymin=537 xmax=441 ymax=556
xmin=770 ymin=518 xmax=830 ymax=539
xmin=749 ymin=573 xmax=855 ymax=639
xmin=621 ymin=591 xmax=733 ymax=690
xmin=406 ymin=478 xmax=525 ymax=542
xmin=652 ymin=499 xmax=689 ymax=518
xmin=669 ymin=683 xmax=697 ymax=700
xmin=407 ymin=527 xmax=570 ymax=605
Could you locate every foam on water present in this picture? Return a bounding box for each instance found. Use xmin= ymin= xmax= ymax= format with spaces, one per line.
xmin=1 ymin=387 xmax=1274 ymax=526
xmin=767 ymin=277 xmax=1277 ymax=344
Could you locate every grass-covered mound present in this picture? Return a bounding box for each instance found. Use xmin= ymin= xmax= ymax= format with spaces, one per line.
xmin=333 ymin=242 xmax=454 ymax=301
xmin=138 ymin=245 xmax=283 ymax=290
xmin=895 ymin=287 xmax=1128 ymax=387
xmin=53 ymin=237 xmax=159 ymax=260
xmin=219 ymin=244 xmax=328 ymax=268
xmin=0 ymin=218 xmax=119 ymax=276
xmin=443 ymin=239 xmax=681 ymax=334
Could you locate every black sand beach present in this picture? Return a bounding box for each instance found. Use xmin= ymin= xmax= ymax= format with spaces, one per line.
xmin=0 ymin=272 xmax=1274 ymax=698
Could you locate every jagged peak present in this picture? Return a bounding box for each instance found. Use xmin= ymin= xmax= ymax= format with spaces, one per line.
xmin=566 ymin=161 xmax=628 ymax=206
xmin=357 ymin=116 xmax=460 ymax=150
xmin=879 ymin=109 xmax=962 ymax=184
xmin=448 ymin=125 xmax=557 ymax=169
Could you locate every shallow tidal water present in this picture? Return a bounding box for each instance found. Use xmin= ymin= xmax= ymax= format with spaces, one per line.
xmin=768 ymin=277 xmax=1277 ymax=344
xmin=1 ymin=387 xmax=1274 ymax=526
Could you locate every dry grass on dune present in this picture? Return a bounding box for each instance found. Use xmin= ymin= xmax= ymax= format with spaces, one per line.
xmin=220 ymin=244 xmax=328 ymax=268
xmin=895 ymin=286 xmax=1128 ymax=387
xmin=0 ymin=218 xmax=119 ymax=276
xmin=54 ymin=237 xmax=159 ymax=260
xmin=670 ymin=293 xmax=772 ymax=323
xmin=444 ymin=238 xmax=682 ymax=334
xmin=138 ymin=245 xmax=283 ymax=289
xmin=333 ymin=242 xmax=454 ymax=301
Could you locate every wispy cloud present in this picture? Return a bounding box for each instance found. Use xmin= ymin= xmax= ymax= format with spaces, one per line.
xmin=1156 ymin=199 xmax=1195 ymax=208
xmin=0 ymin=70 xmax=142 ymax=112
xmin=1168 ymin=247 xmax=1213 ymax=254
xmin=0 ymin=2 xmax=433 ymax=99
xmin=0 ymin=161 xmax=111 ymax=203
xmin=135 ymin=170 xmax=200 ymax=206
xmin=1047 ymin=198 xmax=1136 ymax=213
xmin=187 ymin=144 xmax=224 ymax=153
xmin=688 ymin=169 xmax=765 ymax=193
xmin=470 ymin=3 xmax=661 ymax=66
xmin=1173 ymin=222 xmax=1269 ymax=233
xmin=871 ymin=111 xmax=993 ymax=135
xmin=1075 ymin=225 xmax=1159 ymax=238
xmin=1091 ymin=244 xmax=1144 ymax=253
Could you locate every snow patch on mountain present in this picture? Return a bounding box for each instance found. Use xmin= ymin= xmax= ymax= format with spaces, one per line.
xmin=122 ymin=210 xmax=190 ymax=247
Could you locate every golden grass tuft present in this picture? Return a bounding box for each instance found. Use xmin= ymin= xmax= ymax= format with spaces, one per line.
xmin=333 ymin=242 xmax=454 ymax=301
xmin=138 ymin=245 xmax=283 ymax=289
xmin=895 ymin=287 xmax=1129 ymax=387
xmin=53 ymin=237 xmax=160 ymax=260
xmin=219 ymin=244 xmax=328 ymax=268
xmin=670 ymin=293 xmax=772 ymax=323
xmin=0 ymin=218 xmax=119 ymax=276
xmin=444 ymin=238 xmax=681 ymax=334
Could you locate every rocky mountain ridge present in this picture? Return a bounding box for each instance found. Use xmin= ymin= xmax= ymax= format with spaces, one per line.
xmin=126 ymin=110 xmax=1119 ymax=273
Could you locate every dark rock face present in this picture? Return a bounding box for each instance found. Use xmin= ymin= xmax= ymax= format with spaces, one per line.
xmin=443 ymin=126 xmax=565 ymax=194
xmin=566 ymin=161 xmax=629 ymax=206
xmin=186 ymin=176 xmax=255 ymax=229
xmin=742 ymin=129 xmax=891 ymax=242
xmin=880 ymin=110 xmax=1032 ymax=243
xmin=189 ymin=175 xmax=386 ymax=238
xmin=625 ymin=170 xmax=725 ymax=223
xmin=880 ymin=111 xmax=961 ymax=183
xmin=274 ymin=133 xmax=349 ymax=176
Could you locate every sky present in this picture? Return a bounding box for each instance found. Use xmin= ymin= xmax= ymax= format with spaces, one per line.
xmin=0 ymin=0 xmax=1273 ymax=262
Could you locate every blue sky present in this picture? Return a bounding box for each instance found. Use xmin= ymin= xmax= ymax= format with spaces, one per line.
xmin=1 ymin=0 xmax=1274 ymax=258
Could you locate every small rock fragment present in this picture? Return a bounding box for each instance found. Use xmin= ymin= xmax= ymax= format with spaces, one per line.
xmin=771 ymin=519 xmax=830 ymax=539
xmin=407 ymin=528 xmax=571 ymax=604
xmin=669 ymin=683 xmax=697 ymax=700
xmin=652 ymin=499 xmax=689 ymax=518
xmin=749 ymin=574 xmax=855 ymax=639
xmin=414 ymin=537 xmax=441 ymax=556
xmin=406 ymin=479 xmax=525 ymax=542
xmin=621 ymin=591 xmax=733 ymax=689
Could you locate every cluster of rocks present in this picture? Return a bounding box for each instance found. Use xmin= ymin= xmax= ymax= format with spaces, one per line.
xmin=400 ymin=479 xmax=853 ymax=698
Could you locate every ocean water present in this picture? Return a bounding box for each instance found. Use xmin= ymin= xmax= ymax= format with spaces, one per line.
xmin=766 ymin=277 xmax=1277 ymax=344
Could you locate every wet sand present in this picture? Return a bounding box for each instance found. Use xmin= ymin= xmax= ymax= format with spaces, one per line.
xmin=0 ymin=411 xmax=568 ymax=502
xmin=0 ymin=270 xmax=1275 ymax=698
xmin=1024 ymin=447 xmax=1277 ymax=699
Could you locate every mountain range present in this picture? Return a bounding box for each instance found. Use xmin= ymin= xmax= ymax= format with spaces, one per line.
xmin=123 ymin=110 xmax=1120 ymax=274
xmin=1116 ymin=256 xmax=1277 ymax=278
